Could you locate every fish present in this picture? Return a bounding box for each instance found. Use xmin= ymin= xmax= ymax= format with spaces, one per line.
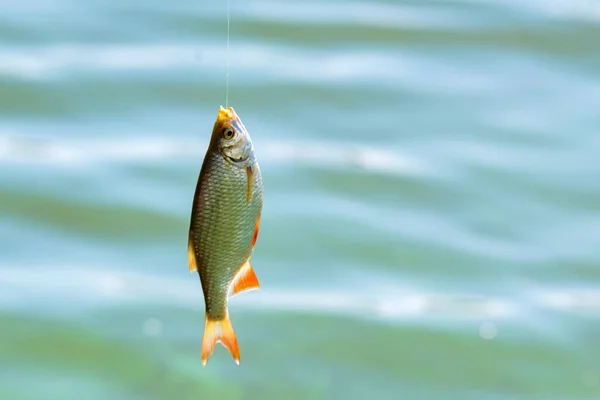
xmin=188 ymin=105 xmax=264 ymax=366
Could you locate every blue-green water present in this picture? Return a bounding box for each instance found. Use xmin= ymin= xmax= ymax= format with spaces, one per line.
xmin=1 ymin=1 xmax=600 ymax=399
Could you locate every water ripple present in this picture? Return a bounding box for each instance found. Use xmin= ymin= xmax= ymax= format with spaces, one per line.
xmin=0 ymin=134 xmax=433 ymax=178
xmin=3 ymin=265 xmax=598 ymax=325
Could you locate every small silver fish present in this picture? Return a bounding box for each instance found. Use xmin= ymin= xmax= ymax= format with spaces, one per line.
xmin=188 ymin=106 xmax=263 ymax=365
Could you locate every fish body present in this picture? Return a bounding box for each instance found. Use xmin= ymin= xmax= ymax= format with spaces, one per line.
xmin=188 ymin=106 xmax=263 ymax=365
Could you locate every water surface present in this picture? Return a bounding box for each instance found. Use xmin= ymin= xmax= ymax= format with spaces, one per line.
xmin=1 ymin=0 xmax=599 ymax=399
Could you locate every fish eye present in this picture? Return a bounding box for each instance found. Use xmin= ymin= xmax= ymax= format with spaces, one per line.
xmin=223 ymin=128 xmax=235 ymax=140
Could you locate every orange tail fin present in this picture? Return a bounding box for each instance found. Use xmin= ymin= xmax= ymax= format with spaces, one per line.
xmin=201 ymin=313 xmax=240 ymax=365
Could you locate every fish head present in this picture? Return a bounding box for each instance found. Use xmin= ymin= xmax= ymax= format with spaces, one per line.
xmin=212 ymin=106 xmax=256 ymax=168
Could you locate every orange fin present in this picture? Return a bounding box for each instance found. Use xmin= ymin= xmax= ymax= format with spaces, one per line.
xmin=201 ymin=313 xmax=240 ymax=365
xmin=252 ymin=213 xmax=261 ymax=248
xmin=231 ymin=260 xmax=260 ymax=296
xmin=188 ymin=230 xmax=197 ymax=273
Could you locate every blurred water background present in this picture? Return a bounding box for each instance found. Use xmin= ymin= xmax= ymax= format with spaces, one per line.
xmin=1 ymin=0 xmax=600 ymax=399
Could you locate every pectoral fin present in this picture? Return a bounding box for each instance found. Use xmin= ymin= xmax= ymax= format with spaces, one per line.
xmin=246 ymin=164 xmax=254 ymax=202
xmin=188 ymin=230 xmax=197 ymax=274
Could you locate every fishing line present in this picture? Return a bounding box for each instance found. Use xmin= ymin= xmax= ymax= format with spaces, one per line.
xmin=225 ymin=0 xmax=231 ymax=108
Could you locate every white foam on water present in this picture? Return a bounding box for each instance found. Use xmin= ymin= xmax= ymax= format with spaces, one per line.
xmin=528 ymin=287 xmax=600 ymax=314
xmin=0 ymin=134 xmax=433 ymax=178
xmin=0 ymin=44 xmax=197 ymax=80
xmin=0 ymin=265 xmax=592 ymax=325
xmin=262 ymin=140 xmax=431 ymax=177
xmin=0 ymin=41 xmax=500 ymax=96
xmin=0 ymin=42 xmax=413 ymax=84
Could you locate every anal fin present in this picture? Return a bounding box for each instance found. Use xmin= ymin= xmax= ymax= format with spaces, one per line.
xmin=188 ymin=230 xmax=197 ymax=274
xmin=201 ymin=313 xmax=240 ymax=365
xmin=230 ymin=260 xmax=260 ymax=296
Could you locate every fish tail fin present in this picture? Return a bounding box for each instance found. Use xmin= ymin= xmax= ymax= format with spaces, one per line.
xmin=201 ymin=313 xmax=240 ymax=365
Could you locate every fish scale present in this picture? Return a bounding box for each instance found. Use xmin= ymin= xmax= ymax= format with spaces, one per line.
xmin=194 ymin=152 xmax=260 ymax=318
